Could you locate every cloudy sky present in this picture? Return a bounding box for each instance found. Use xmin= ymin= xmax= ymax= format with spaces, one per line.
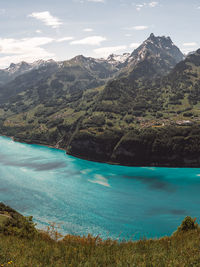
xmin=0 ymin=0 xmax=199 ymax=68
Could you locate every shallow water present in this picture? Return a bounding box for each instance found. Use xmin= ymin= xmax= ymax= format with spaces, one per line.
xmin=0 ymin=135 xmax=200 ymax=240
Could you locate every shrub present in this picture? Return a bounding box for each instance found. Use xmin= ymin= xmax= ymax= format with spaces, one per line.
xmin=0 ymin=214 xmax=37 ymax=239
xmin=176 ymin=216 xmax=198 ymax=233
xmin=183 ymin=112 xmax=193 ymax=117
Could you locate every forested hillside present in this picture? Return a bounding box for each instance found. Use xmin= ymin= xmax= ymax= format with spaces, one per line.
xmin=1 ymin=35 xmax=200 ymax=166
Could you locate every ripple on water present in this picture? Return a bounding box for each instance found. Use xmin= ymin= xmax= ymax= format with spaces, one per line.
xmin=1 ymin=135 xmax=200 ymax=240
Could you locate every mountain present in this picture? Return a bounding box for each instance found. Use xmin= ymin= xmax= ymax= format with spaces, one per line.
xmin=123 ymin=33 xmax=184 ymax=79
xmin=130 ymin=33 xmax=184 ymax=63
xmin=0 ymin=53 xmax=130 ymax=88
xmin=1 ymin=34 xmax=200 ymax=167
xmin=93 ymin=34 xmax=185 ymax=116
xmin=0 ymin=34 xmax=183 ymax=87
xmin=0 ymin=53 xmax=123 ymax=107
xmin=65 ymin=47 xmax=200 ymax=166
xmin=0 ymin=59 xmax=58 ymax=86
xmin=106 ymin=53 xmax=131 ymax=68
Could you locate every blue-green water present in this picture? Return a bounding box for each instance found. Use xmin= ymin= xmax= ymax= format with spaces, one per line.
xmin=0 ymin=136 xmax=200 ymax=240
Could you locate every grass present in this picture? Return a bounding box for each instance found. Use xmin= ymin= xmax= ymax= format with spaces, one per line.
xmin=1 ymin=227 xmax=200 ymax=266
xmin=0 ymin=215 xmax=8 ymax=226
xmin=0 ymin=204 xmax=200 ymax=267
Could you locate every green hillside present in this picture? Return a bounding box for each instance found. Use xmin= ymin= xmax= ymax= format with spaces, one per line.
xmin=1 ymin=35 xmax=200 ymax=166
xmin=0 ymin=203 xmax=200 ymax=267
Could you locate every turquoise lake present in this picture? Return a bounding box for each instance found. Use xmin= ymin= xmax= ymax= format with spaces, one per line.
xmin=0 ymin=135 xmax=200 ymax=240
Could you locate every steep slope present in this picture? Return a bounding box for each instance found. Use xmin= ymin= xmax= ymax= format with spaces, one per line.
xmin=161 ymin=49 xmax=200 ymax=107
xmin=0 ymin=54 xmax=122 ymax=147
xmin=1 ymin=34 xmax=200 ymax=166
xmin=66 ymin=48 xmax=200 ymax=166
xmin=127 ymin=33 xmax=184 ymax=75
xmin=91 ymin=34 xmax=184 ymax=117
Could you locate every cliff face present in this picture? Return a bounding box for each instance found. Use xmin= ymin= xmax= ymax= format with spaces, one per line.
xmin=66 ymin=125 xmax=200 ymax=167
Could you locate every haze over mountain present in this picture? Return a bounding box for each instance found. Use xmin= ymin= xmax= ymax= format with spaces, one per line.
xmin=0 ymin=34 xmax=200 ymax=167
xmin=0 ymin=60 xmax=59 ymax=86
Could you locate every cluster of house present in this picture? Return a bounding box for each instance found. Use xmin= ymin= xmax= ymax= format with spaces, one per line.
xmin=136 ymin=117 xmax=194 ymax=128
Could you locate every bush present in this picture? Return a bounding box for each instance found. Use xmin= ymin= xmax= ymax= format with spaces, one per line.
xmin=124 ymin=114 xmax=134 ymax=123
xmin=183 ymin=112 xmax=193 ymax=117
xmin=176 ymin=216 xmax=198 ymax=233
xmin=107 ymin=120 xmax=113 ymax=127
xmin=0 ymin=215 xmax=37 ymax=239
xmin=156 ymin=112 xmax=163 ymax=118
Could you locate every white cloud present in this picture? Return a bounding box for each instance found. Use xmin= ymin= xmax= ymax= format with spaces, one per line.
xmin=0 ymin=37 xmax=54 ymax=54
xmin=130 ymin=43 xmax=141 ymax=49
xmin=136 ymin=3 xmax=146 ymax=11
xmin=70 ymin=35 xmax=106 ymax=45
xmin=126 ymin=26 xmax=149 ymax=31
xmin=94 ymin=45 xmax=127 ymax=57
xmin=83 ymin=28 xmax=94 ymax=32
xmin=135 ymin=2 xmax=159 ymax=11
xmin=183 ymin=42 xmax=198 ymax=47
xmin=0 ymin=52 xmax=55 ymax=69
xmin=28 ymin=11 xmax=62 ymax=28
xmin=181 ymin=48 xmax=195 ymax=55
xmin=36 ymin=30 xmax=42 ymax=34
xmin=0 ymin=34 xmax=108 ymax=68
xmin=149 ymin=2 xmax=159 ymax=7
xmin=134 ymin=26 xmax=149 ymax=30
xmin=56 ymin=37 xmax=74 ymax=42
xmin=181 ymin=43 xmax=198 ymax=54
xmin=0 ymin=37 xmax=55 ymax=68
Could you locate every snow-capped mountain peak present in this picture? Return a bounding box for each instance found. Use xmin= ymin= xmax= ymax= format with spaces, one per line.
xmin=107 ymin=53 xmax=131 ymax=64
xmin=7 ymin=61 xmax=31 ymax=74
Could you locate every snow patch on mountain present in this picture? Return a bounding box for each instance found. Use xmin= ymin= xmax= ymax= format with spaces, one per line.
xmin=107 ymin=53 xmax=131 ymax=64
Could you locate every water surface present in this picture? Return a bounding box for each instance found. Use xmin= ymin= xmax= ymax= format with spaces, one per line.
xmin=0 ymin=136 xmax=200 ymax=240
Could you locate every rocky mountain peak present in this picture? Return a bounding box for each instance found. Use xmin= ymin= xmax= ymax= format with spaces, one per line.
xmin=71 ymin=55 xmax=88 ymax=63
xmin=148 ymin=33 xmax=156 ymax=40
xmin=128 ymin=34 xmax=184 ymax=72
xmin=7 ymin=61 xmax=31 ymax=74
xmin=131 ymin=33 xmax=183 ymax=57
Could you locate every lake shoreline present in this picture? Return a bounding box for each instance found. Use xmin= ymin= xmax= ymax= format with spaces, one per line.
xmin=1 ymin=133 xmax=200 ymax=168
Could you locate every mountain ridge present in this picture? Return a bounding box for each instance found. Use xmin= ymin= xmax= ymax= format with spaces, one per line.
xmin=0 ymin=33 xmax=184 ymax=85
xmin=1 ymin=34 xmax=200 ymax=167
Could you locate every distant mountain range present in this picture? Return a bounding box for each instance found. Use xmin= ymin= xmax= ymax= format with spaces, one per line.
xmin=0 ymin=33 xmax=184 ymax=86
xmin=1 ymin=33 xmax=200 ymax=167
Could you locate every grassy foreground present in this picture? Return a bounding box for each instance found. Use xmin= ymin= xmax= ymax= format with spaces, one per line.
xmin=0 ymin=203 xmax=200 ymax=266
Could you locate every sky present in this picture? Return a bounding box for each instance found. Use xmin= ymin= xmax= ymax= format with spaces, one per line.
xmin=0 ymin=0 xmax=200 ymax=68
